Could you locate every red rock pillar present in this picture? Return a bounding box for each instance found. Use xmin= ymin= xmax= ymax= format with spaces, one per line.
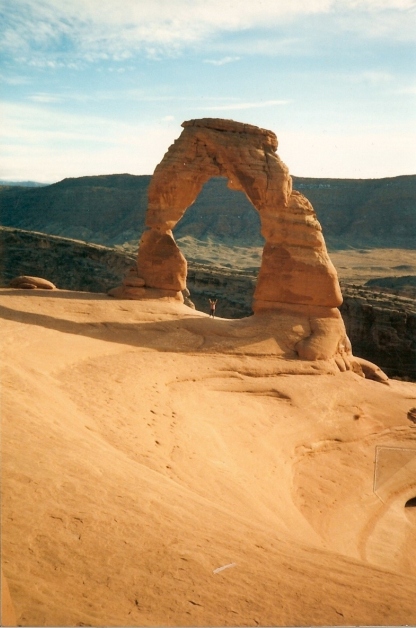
xmin=137 ymin=229 xmax=187 ymax=292
xmin=254 ymin=191 xmax=343 ymax=311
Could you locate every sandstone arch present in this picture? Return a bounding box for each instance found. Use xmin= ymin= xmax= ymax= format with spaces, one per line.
xmin=118 ymin=118 xmax=342 ymax=305
xmin=111 ymin=118 xmax=359 ymax=365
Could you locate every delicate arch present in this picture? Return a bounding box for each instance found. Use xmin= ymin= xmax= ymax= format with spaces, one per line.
xmin=111 ymin=118 xmax=356 ymax=366
xmin=136 ymin=118 xmax=342 ymax=311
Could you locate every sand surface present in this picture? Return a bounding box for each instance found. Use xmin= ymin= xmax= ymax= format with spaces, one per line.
xmin=1 ymin=289 xmax=416 ymax=626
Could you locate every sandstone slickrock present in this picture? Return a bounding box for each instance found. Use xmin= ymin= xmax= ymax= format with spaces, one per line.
xmin=186 ymin=267 xmax=416 ymax=380
xmin=1 ymin=569 xmax=16 ymax=627
xmin=112 ymin=118 xmax=354 ymax=370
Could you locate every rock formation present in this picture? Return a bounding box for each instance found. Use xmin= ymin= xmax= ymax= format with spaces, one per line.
xmin=112 ymin=118 xmax=354 ymax=368
xmin=187 ymin=266 xmax=415 ymax=380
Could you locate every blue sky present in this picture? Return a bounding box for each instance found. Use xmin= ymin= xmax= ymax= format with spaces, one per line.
xmin=1 ymin=0 xmax=415 ymax=182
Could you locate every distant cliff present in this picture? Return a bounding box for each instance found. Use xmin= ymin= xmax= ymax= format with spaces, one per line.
xmin=1 ymin=227 xmax=414 ymax=379
xmin=364 ymin=275 xmax=416 ymax=299
xmin=340 ymin=290 xmax=416 ymax=380
xmin=1 ymin=173 xmax=415 ymax=249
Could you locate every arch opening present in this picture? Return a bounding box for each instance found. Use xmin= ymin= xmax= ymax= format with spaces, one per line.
xmin=405 ymin=497 xmax=416 ymax=508
xmin=172 ymin=176 xmax=264 ymax=319
xmin=174 ymin=176 xmax=263 ymax=248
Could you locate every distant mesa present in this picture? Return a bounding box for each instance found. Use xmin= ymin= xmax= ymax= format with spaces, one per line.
xmin=9 ymin=275 xmax=56 ymax=290
xmin=110 ymin=117 xmax=378 ymax=377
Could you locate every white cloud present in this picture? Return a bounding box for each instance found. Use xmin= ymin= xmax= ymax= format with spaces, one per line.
xmin=0 ymin=100 xmax=180 ymax=181
xmin=397 ymin=85 xmax=416 ymax=94
xmin=28 ymin=93 xmax=63 ymax=103
xmin=0 ymin=102 xmax=109 ymax=143
xmin=359 ymin=71 xmax=393 ymax=83
xmin=2 ymin=0 xmax=414 ymax=65
xmin=340 ymin=0 xmax=414 ymax=8
xmin=279 ymin=127 xmax=416 ymax=178
xmin=341 ymin=70 xmax=394 ymax=85
xmin=211 ymin=37 xmax=304 ymax=57
xmin=330 ymin=1 xmax=416 ymax=40
xmin=1 ymin=96 xmax=415 ymax=181
xmin=0 ymin=72 xmax=31 ymax=85
xmin=199 ymin=100 xmax=291 ymax=111
xmin=204 ymin=56 xmax=240 ymax=66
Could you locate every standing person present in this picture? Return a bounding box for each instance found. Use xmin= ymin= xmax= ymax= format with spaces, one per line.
xmin=209 ymin=298 xmax=218 ymax=318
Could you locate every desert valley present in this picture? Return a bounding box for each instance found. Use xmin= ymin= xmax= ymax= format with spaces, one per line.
xmin=1 ymin=118 xmax=416 ymax=627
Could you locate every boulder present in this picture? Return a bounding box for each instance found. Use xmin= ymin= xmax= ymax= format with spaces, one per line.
xmin=137 ymin=229 xmax=187 ymax=291
xmin=9 ymin=275 xmax=56 ymax=290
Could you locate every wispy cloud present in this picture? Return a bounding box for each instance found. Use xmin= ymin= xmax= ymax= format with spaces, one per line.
xmin=279 ymin=126 xmax=416 ymax=178
xmin=0 ymin=72 xmax=31 ymax=85
xmin=1 ymin=1 xmax=414 ymax=184
xmin=2 ymin=0 xmax=414 ymax=66
xmin=340 ymin=70 xmax=394 ymax=85
xmin=0 ymin=100 xmax=180 ymax=180
xmin=204 ymin=56 xmax=240 ymax=66
xmin=28 ymin=93 xmax=63 ymax=103
xmin=343 ymin=0 xmax=414 ymax=8
xmin=0 ymin=101 xmax=113 ymax=143
xmin=198 ymin=99 xmax=291 ymax=111
xmin=359 ymin=71 xmax=393 ymax=83
xmin=396 ymin=85 xmax=416 ymax=94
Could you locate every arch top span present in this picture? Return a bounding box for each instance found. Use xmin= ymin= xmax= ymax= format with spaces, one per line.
xmin=146 ymin=117 xmax=290 ymax=232
xmin=181 ymin=117 xmax=278 ymax=151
